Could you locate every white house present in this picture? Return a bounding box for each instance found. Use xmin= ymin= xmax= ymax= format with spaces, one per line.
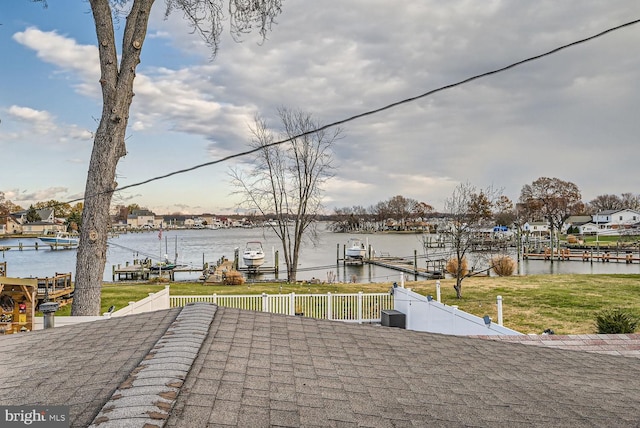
xmin=127 ymin=209 xmax=156 ymax=229
xmin=576 ymin=222 xmax=599 ymax=235
xmin=592 ymin=209 xmax=640 ymax=233
xmin=523 ymin=221 xmax=549 ymax=236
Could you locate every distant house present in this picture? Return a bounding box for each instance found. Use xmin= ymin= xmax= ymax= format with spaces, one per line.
xmin=562 ymin=215 xmax=592 ymax=234
xmin=21 ymin=220 xmax=64 ymax=235
xmin=576 ymin=222 xmax=599 ymax=235
xmin=523 ymin=221 xmax=549 ymax=236
xmin=592 ymin=209 xmax=640 ymax=234
xmin=3 ymin=216 xmax=22 ymax=234
xmin=127 ymin=209 xmax=156 ymax=229
xmin=8 ymin=208 xmax=59 ymax=235
xmin=11 ymin=208 xmax=55 ymax=224
xmin=153 ymin=216 xmax=164 ymax=229
xmin=163 ymin=215 xmax=188 ymax=228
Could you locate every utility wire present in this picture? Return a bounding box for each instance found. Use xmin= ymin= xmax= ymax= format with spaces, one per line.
xmin=53 ymin=17 xmax=640 ymax=206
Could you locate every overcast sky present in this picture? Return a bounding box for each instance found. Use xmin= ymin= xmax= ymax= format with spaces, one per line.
xmin=1 ymin=1 xmax=639 ymax=215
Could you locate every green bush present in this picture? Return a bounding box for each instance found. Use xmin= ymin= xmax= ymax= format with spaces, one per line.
xmin=595 ymin=308 xmax=638 ymax=334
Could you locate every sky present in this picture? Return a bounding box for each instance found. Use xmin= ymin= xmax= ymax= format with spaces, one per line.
xmin=1 ymin=1 xmax=640 ymax=216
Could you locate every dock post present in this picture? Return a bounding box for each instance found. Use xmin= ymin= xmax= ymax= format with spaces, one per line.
xmin=233 ymin=248 xmax=239 ymax=270
xmin=336 ymin=243 xmax=340 ymax=265
xmin=414 ymin=250 xmax=418 ymax=275
xmin=112 ymin=265 xmax=115 ymax=281
xmin=275 ymin=251 xmax=279 ymax=278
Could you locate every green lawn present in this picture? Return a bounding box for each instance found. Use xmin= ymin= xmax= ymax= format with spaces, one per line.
xmin=54 ymin=274 xmax=640 ymax=335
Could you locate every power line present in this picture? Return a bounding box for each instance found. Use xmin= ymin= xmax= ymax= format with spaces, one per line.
xmin=47 ymin=17 xmax=640 ymax=207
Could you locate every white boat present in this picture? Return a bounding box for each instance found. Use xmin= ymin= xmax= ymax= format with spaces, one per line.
xmin=346 ymin=238 xmax=366 ymax=259
xmin=39 ymin=231 xmax=79 ymax=246
xmin=242 ymin=241 xmax=265 ymax=268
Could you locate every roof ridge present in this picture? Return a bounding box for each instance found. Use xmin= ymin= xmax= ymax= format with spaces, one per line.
xmin=88 ymin=303 xmax=217 ymax=427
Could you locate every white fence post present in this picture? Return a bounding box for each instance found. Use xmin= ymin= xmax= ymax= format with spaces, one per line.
xmin=497 ymin=295 xmax=503 ymax=326
xmin=357 ymin=291 xmax=363 ymax=324
xmin=327 ymin=292 xmax=332 ymax=320
xmin=290 ymin=292 xmax=296 ymax=316
xmin=436 ymin=280 xmax=441 ymax=303
xmin=262 ymin=293 xmax=268 ymax=312
xmin=451 ymin=305 xmax=458 ymax=335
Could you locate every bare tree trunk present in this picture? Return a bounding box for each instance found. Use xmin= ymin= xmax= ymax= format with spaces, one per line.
xmin=230 ymin=109 xmax=338 ymax=283
xmin=73 ymin=0 xmax=153 ymax=315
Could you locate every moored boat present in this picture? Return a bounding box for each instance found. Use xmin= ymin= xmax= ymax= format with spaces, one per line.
xmin=242 ymin=241 xmax=265 ymax=268
xmin=345 ymin=238 xmax=366 ymax=259
xmin=38 ymin=231 xmax=79 ymax=247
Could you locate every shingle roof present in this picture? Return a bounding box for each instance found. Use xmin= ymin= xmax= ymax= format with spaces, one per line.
xmin=473 ymin=333 xmax=640 ymax=358
xmin=2 ymin=303 xmax=640 ymax=427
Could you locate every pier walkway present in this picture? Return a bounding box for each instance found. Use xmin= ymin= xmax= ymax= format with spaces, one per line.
xmin=524 ymin=248 xmax=640 ymax=264
xmin=364 ymin=256 xmax=445 ymax=279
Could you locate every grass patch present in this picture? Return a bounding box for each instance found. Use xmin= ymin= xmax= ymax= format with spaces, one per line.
xmin=53 ymin=274 xmax=640 ymax=335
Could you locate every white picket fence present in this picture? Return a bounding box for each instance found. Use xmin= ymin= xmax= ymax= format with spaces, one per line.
xmin=170 ymin=292 xmax=394 ymax=323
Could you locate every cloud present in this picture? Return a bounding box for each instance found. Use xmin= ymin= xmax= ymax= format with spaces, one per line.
xmin=7 ymin=1 xmax=640 ymax=214
xmin=7 ymin=105 xmax=56 ymax=134
xmin=7 ymin=105 xmax=93 ymax=146
xmin=13 ymin=27 xmax=101 ymax=97
xmin=4 ymin=187 xmax=69 ymax=203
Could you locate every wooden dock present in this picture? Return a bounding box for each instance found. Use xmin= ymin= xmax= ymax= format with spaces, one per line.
xmin=523 ymin=248 xmax=640 ymax=263
xmin=364 ymin=256 xmax=445 ymax=279
xmin=0 ymin=242 xmax=77 ymax=251
xmin=112 ymin=264 xmax=151 ymax=281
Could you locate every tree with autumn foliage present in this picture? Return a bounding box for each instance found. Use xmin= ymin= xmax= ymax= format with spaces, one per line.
xmin=518 ymin=177 xmax=583 ymax=234
xmin=444 ymin=182 xmax=501 ymax=298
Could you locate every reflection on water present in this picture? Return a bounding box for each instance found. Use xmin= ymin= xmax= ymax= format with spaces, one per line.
xmin=1 ymin=225 xmax=639 ymax=282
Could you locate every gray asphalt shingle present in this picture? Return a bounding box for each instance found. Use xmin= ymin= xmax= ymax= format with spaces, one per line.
xmin=0 ymin=307 xmax=180 ymax=427
xmin=2 ymin=303 xmax=640 ymax=427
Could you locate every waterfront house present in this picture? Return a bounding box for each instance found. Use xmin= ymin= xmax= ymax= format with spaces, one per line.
xmin=592 ymin=209 xmax=640 ymax=234
xmin=10 ymin=208 xmax=55 ymax=224
xmin=126 ymin=209 xmax=156 ymax=229
xmin=562 ymin=215 xmax=592 ymax=233
xmin=523 ymin=221 xmax=549 ymax=236
xmin=0 ymin=216 xmax=21 ymax=235
xmin=20 ymin=220 xmax=64 ymax=235
xmin=576 ymin=221 xmax=600 ymax=235
xmin=7 ymin=208 xmax=59 ymax=235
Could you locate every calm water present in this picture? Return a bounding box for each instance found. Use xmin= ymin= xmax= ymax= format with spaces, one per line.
xmin=1 ymin=224 xmax=639 ymax=282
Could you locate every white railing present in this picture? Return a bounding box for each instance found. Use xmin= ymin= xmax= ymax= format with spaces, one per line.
xmin=110 ymin=285 xmax=171 ymax=317
xmin=170 ymin=292 xmax=394 ymax=323
xmin=393 ymin=286 xmax=522 ymax=335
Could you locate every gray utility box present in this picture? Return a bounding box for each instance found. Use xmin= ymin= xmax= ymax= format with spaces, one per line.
xmin=381 ymin=310 xmax=406 ymax=329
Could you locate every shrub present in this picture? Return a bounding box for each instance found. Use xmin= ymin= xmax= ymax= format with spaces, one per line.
xmin=595 ymin=308 xmax=638 ymax=334
xmin=492 ymin=256 xmax=516 ymax=276
xmin=446 ymin=257 xmax=468 ymax=277
xmin=223 ymin=271 xmax=245 ymax=285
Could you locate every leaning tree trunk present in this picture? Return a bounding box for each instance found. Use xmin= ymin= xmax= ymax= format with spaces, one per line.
xmin=72 ymin=0 xmax=153 ymax=315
